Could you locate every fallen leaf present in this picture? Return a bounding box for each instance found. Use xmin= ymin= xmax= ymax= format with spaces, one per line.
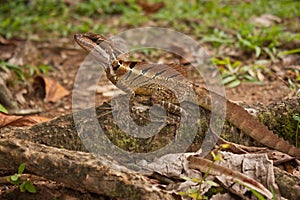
xmin=251 ymin=14 xmax=282 ymax=27
xmin=34 ymin=76 xmax=69 ymax=102
xmin=0 ymin=35 xmax=10 ymax=44
xmin=0 ymin=112 xmax=49 ymax=127
xmin=137 ymin=0 xmax=165 ymax=14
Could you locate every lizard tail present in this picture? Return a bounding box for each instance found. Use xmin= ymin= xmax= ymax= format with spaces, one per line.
xmin=225 ymin=100 xmax=300 ymax=158
xmin=194 ymin=86 xmax=300 ymax=158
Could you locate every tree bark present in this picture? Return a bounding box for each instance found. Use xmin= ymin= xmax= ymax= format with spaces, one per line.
xmin=0 ymin=76 xmax=18 ymax=111
xmin=1 ymin=96 xmax=299 ymax=152
xmin=0 ymin=138 xmax=174 ymax=200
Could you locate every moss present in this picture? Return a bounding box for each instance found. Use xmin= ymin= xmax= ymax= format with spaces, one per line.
xmin=256 ymin=102 xmax=300 ymax=146
xmin=205 ymin=186 xmax=227 ymax=198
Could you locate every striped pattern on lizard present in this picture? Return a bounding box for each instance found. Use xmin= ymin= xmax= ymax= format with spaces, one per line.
xmin=74 ymin=32 xmax=300 ymax=158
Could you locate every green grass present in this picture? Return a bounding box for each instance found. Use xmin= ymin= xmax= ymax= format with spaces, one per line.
xmin=212 ymin=57 xmax=265 ymax=88
xmin=1 ymin=0 xmax=299 ymax=88
xmin=1 ymin=0 xmax=299 ymax=38
xmin=0 ymin=0 xmax=146 ymax=38
xmin=1 ymin=0 xmax=299 ymax=56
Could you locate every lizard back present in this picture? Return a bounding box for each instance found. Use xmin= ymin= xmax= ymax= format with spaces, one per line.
xmin=110 ymin=60 xmax=191 ymax=97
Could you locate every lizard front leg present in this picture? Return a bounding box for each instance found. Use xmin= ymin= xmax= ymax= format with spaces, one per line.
xmin=150 ymin=89 xmax=188 ymax=121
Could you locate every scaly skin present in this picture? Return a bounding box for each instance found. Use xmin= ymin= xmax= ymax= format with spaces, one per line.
xmin=74 ymin=32 xmax=300 ymax=158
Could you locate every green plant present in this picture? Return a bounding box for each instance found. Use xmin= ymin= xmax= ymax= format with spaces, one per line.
xmin=212 ymin=57 xmax=264 ymax=88
xmin=249 ymin=188 xmax=266 ymax=200
xmin=26 ymin=64 xmax=52 ymax=76
xmin=244 ymin=183 xmax=277 ymax=199
xmin=201 ymin=29 xmax=233 ymax=48
xmin=278 ymin=48 xmax=300 ymax=56
xmin=0 ymin=61 xmax=51 ymax=81
xmin=235 ymin=25 xmax=283 ymax=60
xmin=284 ymin=65 xmax=300 ymax=95
xmin=0 ymin=61 xmax=23 ymax=79
xmin=0 ymin=104 xmax=8 ymax=113
xmin=179 ymin=142 xmax=276 ymax=199
xmin=293 ymin=114 xmax=300 ymax=147
xmin=8 ymin=163 xmax=36 ymax=193
xmin=178 ymin=145 xmax=227 ymax=199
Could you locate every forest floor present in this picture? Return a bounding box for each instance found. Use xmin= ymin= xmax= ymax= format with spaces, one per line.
xmin=0 ymin=1 xmax=299 ymax=199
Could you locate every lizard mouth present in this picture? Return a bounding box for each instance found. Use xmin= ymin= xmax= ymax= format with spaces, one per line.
xmin=74 ymin=33 xmax=98 ymax=52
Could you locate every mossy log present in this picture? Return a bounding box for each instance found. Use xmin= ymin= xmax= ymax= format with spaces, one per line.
xmin=1 ymin=96 xmax=299 ymax=153
xmin=0 ymin=96 xmax=300 ymax=199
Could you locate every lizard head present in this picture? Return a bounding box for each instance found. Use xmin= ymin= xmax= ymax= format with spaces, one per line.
xmin=74 ymin=32 xmax=107 ymax=52
xmin=74 ymin=32 xmax=114 ymax=59
xmin=74 ymin=32 xmax=129 ymax=79
xmin=74 ymin=32 xmax=122 ymax=65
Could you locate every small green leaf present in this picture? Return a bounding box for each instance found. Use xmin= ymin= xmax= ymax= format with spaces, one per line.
xmin=288 ymin=78 xmax=296 ymax=89
xmin=18 ymin=163 xmax=26 ymax=174
xmin=177 ymin=191 xmax=188 ymax=196
xmin=20 ymin=181 xmax=26 ymax=192
xmin=263 ymin=47 xmax=275 ymax=61
xmin=206 ymin=180 xmax=219 ymax=187
xmin=181 ymin=176 xmax=191 ymax=181
xmin=221 ymin=143 xmax=231 ymax=149
xmin=293 ymin=115 xmax=300 ymax=122
xmin=24 ymin=181 xmax=37 ymax=193
xmin=27 ymin=65 xmax=36 ymax=76
xmin=243 ymin=74 xmax=257 ymax=81
xmin=201 ymin=35 xmax=232 ymax=44
xmin=237 ymin=33 xmax=253 ymax=48
xmin=222 ymin=75 xmax=237 ymax=85
xmin=226 ymin=79 xmax=241 ymax=88
xmin=279 ymin=48 xmax=300 ymax=56
xmin=232 ymin=61 xmax=242 ymax=68
xmin=187 ymin=192 xmax=201 ymax=199
xmin=10 ymin=174 xmax=19 ymax=182
xmin=296 ymin=89 xmax=300 ymax=96
xmin=38 ymin=65 xmax=51 ymax=74
xmin=213 ymin=153 xmax=223 ymax=161
xmin=210 ymin=151 xmax=216 ymax=158
xmin=270 ymin=186 xmax=278 ymax=200
xmin=190 ymin=178 xmax=201 ymax=183
xmin=212 ymin=58 xmax=227 ymax=65
xmin=250 ymin=188 xmax=266 ymax=200
xmin=255 ymin=46 xmax=261 ymax=58
xmin=0 ymin=104 xmax=8 ymax=113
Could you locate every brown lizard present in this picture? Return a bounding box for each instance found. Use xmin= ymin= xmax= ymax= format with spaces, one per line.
xmin=74 ymin=32 xmax=300 ymax=158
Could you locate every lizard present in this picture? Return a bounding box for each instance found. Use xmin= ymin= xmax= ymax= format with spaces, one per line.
xmin=74 ymin=32 xmax=300 ymax=158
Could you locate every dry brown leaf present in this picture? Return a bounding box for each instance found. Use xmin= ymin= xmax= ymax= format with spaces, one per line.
xmin=189 ymin=154 xmax=276 ymax=199
xmin=137 ymin=0 xmax=165 ymax=14
xmin=251 ymin=14 xmax=282 ymax=27
xmin=0 ymin=35 xmax=10 ymax=44
xmin=0 ymin=112 xmax=49 ymax=127
xmin=34 ymin=76 xmax=69 ymax=102
xmin=44 ymin=77 xmax=69 ymax=102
